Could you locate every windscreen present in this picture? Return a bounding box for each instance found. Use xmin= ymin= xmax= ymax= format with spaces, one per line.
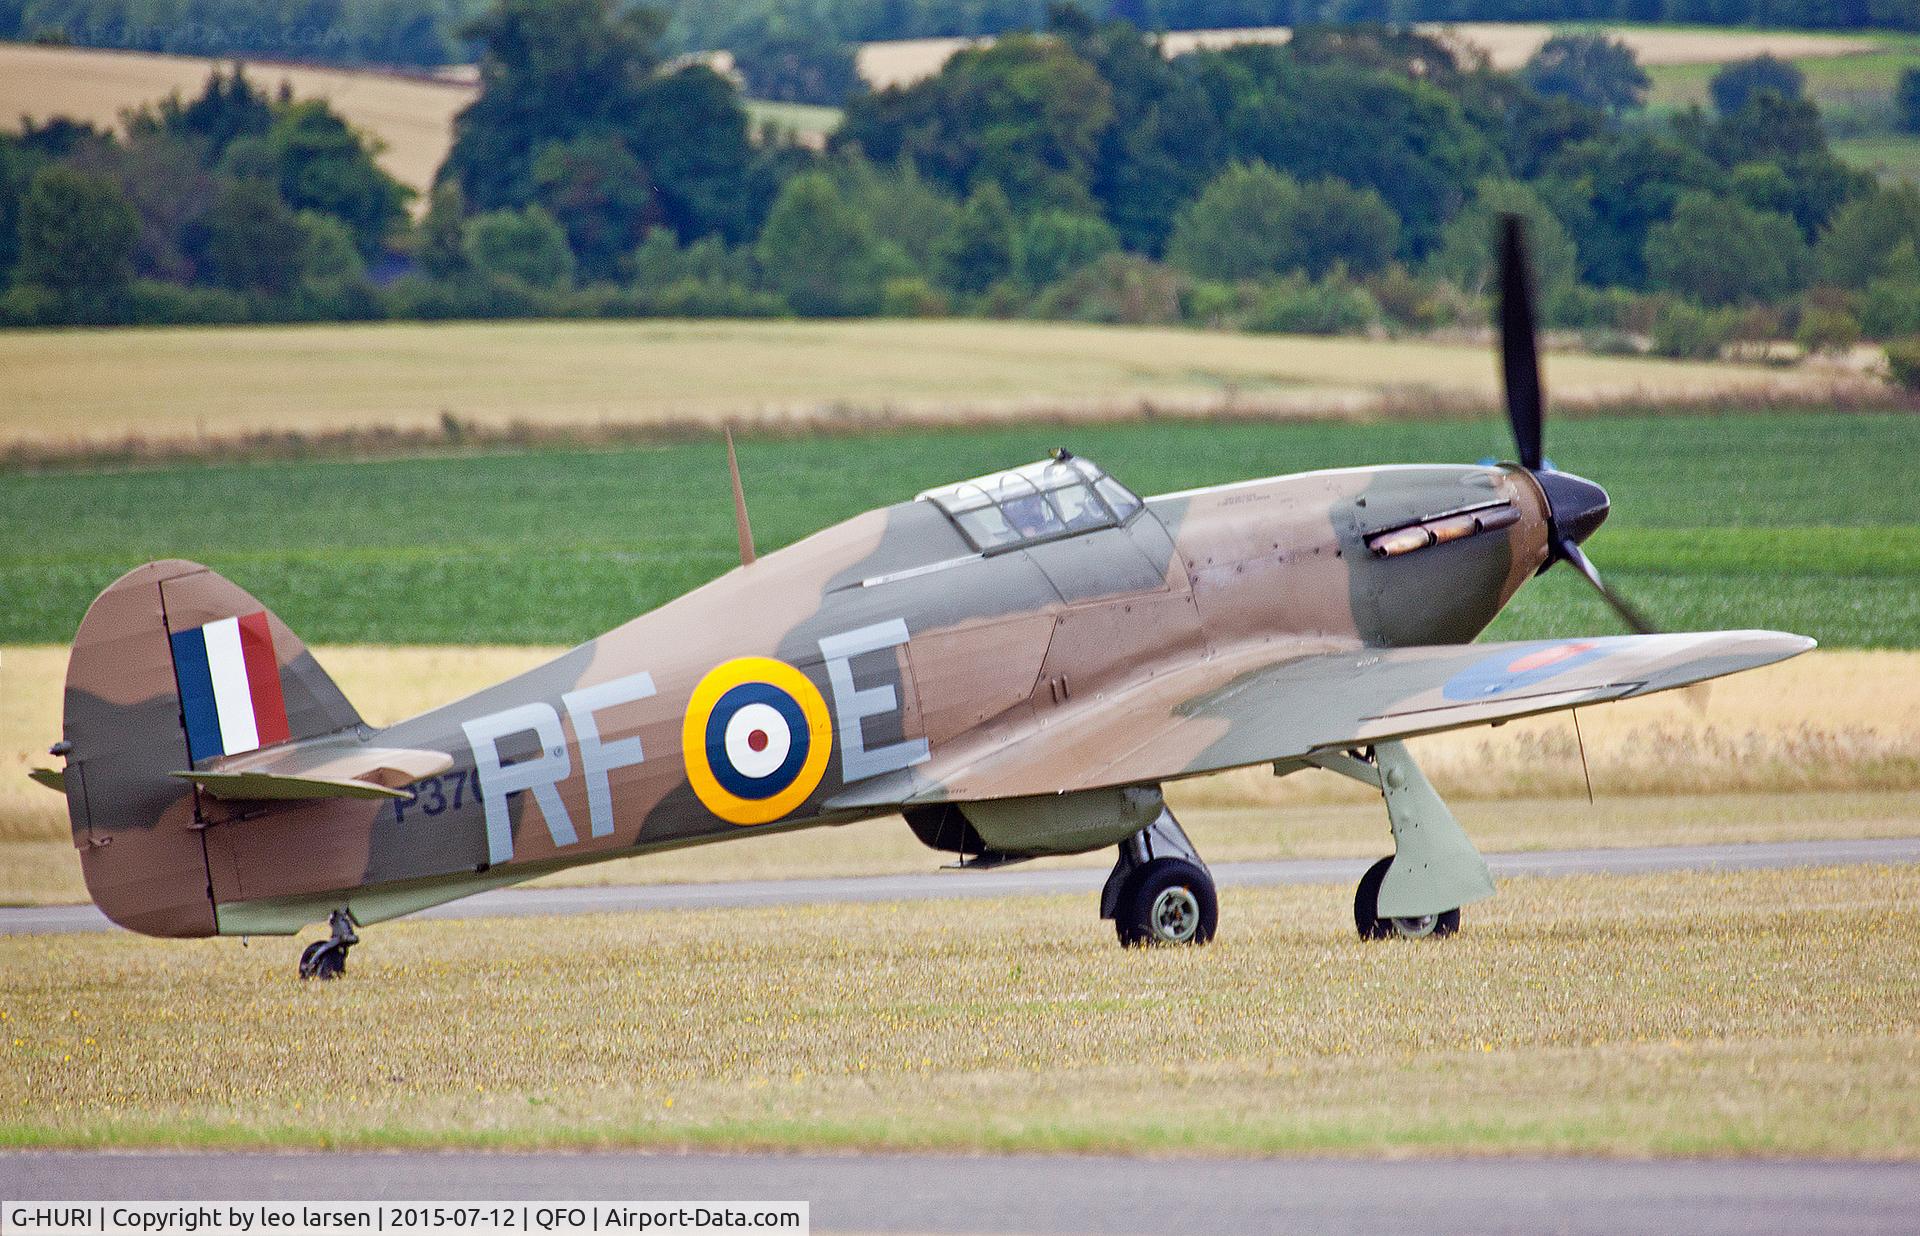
xmin=918 ymin=456 xmax=1144 ymax=553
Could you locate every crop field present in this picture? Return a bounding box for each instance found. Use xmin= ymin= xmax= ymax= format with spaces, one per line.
xmin=6 ymin=635 xmax=1918 ymax=902
xmin=1834 ymin=133 xmax=1920 ymax=183
xmin=1644 ymin=32 xmax=1920 ymax=109
xmin=0 ymin=42 xmax=837 ymax=201
xmin=3 ymin=636 xmax=1916 ymax=900
xmin=855 ymin=23 xmax=1879 ymax=90
xmin=742 ymin=100 xmax=841 ymax=143
xmin=1 ymin=863 xmax=1915 ymax=1155
xmin=0 ymin=320 xmax=1876 ymax=460
xmin=7 ymin=632 xmax=1918 ymax=898
xmin=1645 ymin=31 xmax=1920 ymax=174
xmin=1 ymin=412 xmax=1914 ymax=647
xmin=0 ymin=42 xmax=467 ymax=203
xmin=1438 ymin=23 xmax=1876 ymax=69
xmin=6 ymin=643 xmax=1916 ymax=813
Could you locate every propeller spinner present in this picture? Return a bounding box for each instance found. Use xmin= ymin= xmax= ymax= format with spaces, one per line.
xmin=1495 ymin=214 xmax=1654 ymax=637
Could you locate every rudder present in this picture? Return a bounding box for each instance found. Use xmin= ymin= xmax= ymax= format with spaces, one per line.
xmin=63 ymin=560 xmax=359 ymax=937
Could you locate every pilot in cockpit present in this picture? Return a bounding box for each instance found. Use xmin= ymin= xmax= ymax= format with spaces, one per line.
xmin=1003 ymin=493 xmax=1054 ymax=538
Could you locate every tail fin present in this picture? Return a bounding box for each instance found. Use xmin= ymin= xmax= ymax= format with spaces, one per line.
xmin=62 ymin=560 xmax=359 ymax=937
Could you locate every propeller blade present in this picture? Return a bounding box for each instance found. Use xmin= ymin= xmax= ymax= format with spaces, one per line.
xmin=1557 ymin=538 xmax=1657 ymax=637
xmin=1497 ymin=214 xmax=1544 ymax=472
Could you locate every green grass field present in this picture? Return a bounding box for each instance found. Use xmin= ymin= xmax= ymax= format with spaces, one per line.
xmin=1644 ymin=33 xmax=1920 ymax=180
xmin=1834 ymin=132 xmax=1920 ymax=182
xmin=2 ymin=412 xmax=1916 ymax=647
xmin=1643 ymin=34 xmax=1920 ymax=107
xmin=743 ymin=99 xmax=842 ymax=141
xmin=2 ymin=864 xmax=1915 ymax=1155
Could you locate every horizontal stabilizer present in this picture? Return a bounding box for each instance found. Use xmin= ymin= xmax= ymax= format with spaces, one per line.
xmin=171 ymin=744 xmax=452 ymax=802
xmin=28 ymin=768 xmax=64 ymax=793
xmin=170 ymin=770 xmax=412 ymax=801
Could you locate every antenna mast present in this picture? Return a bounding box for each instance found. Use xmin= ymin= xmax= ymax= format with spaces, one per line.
xmin=725 ymin=425 xmax=756 ymax=567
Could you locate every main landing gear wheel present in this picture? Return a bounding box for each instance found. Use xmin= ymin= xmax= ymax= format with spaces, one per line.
xmin=298 ymin=909 xmax=358 ymax=980
xmin=1354 ymin=856 xmax=1460 ymax=941
xmin=1115 ymin=857 xmax=1218 ymax=947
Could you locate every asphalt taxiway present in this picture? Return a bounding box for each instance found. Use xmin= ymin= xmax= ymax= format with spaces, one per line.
xmin=4 ymin=1150 xmax=1919 ymax=1233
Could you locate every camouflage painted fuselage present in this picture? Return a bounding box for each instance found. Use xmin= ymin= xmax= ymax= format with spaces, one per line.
xmin=61 ymin=462 xmax=1554 ymax=937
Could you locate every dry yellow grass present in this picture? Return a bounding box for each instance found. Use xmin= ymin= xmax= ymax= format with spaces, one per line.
xmin=0 ymin=43 xmax=835 ymax=193
xmin=855 ymin=37 xmax=989 ymax=89
xmin=0 ymin=42 xmax=467 ymax=205
xmin=1429 ymin=23 xmax=1877 ymax=71
xmin=0 ymin=319 xmax=1877 ymax=455
xmin=5 ymin=643 xmax=1916 ymax=904
xmin=1185 ymin=647 xmax=1920 ymax=809
xmin=1 ymin=864 xmax=1915 ymax=1155
xmin=1 ymin=644 xmax=552 ymax=845
xmin=1 ymin=843 xmax=85 ymax=904
xmin=10 ymin=644 xmax=1916 ymax=843
xmin=856 ymin=23 xmax=1879 ymax=89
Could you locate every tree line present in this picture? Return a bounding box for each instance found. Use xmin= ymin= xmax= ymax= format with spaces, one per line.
xmin=1 ymin=0 xmax=471 ymax=66
xmin=4 ymin=0 xmax=1914 ymax=74
xmin=7 ymin=0 xmax=1920 ymax=364
xmin=666 ymin=0 xmax=1920 ymax=95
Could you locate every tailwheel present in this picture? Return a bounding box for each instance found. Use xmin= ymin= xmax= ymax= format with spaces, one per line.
xmin=298 ymin=908 xmax=358 ymax=980
xmin=1115 ymin=857 xmax=1217 ymax=947
xmin=1354 ymin=856 xmax=1460 ymax=941
xmin=298 ymin=941 xmax=346 ymax=980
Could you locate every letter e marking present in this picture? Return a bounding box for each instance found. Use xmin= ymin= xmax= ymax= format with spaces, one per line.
xmin=819 ymin=619 xmax=930 ymax=783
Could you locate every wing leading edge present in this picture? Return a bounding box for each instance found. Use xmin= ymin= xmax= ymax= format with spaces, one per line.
xmin=856 ymin=630 xmax=1813 ymax=806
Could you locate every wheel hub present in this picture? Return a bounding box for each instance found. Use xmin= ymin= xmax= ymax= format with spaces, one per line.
xmin=1150 ymin=886 xmax=1200 ymax=943
xmin=1391 ymin=914 xmax=1438 ymax=938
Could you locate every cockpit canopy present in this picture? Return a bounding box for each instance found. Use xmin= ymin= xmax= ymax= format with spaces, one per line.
xmin=917 ymin=452 xmax=1144 ymax=553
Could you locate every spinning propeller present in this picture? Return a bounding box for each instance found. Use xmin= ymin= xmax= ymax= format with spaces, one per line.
xmin=1495 ymin=215 xmax=1657 ymax=637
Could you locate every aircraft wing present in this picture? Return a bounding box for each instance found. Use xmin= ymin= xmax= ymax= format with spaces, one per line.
xmin=868 ymin=630 xmax=1813 ymax=805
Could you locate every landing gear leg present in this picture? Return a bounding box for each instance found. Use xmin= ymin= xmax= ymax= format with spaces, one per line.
xmin=1102 ymin=806 xmax=1217 ymax=947
xmin=1305 ymin=740 xmax=1494 ymax=941
xmin=298 ymin=908 xmax=358 ymax=980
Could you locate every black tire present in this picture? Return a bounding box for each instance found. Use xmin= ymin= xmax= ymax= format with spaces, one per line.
xmin=1114 ymin=858 xmax=1218 ymax=947
xmin=1354 ymin=856 xmax=1394 ymax=940
xmin=1354 ymin=855 xmax=1460 ymax=941
xmin=299 ymin=941 xmax=347 ymax=980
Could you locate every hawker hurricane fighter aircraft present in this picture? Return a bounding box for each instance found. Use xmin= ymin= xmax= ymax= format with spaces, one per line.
xmin=36 ymin=222 xmax=1811 ymax=977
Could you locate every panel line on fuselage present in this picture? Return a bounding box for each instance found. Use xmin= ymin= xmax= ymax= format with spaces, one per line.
xmin=1152 ymin=463 xmax=1503 ymax=503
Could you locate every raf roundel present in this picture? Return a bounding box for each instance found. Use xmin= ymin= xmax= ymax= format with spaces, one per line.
xmin=1441 ymin=639 xmax=1613 ymax=702
xmin=682 ymin=656 xmax=833 ymax=825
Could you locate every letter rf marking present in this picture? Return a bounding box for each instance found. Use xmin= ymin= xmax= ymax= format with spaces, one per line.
xmin=464 ymin=672 xmax=656 ymax=863
xmin=563 ymin=671 xmax=656 ymax=840
xmin=463 ymin=704 xmax=575 ymax=866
